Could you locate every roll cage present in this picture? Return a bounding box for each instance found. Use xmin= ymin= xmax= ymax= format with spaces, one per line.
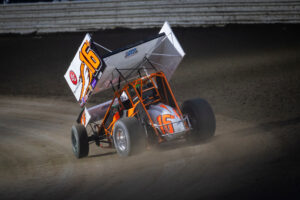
xmin=88 ymin=70 xmax=189 ymax=146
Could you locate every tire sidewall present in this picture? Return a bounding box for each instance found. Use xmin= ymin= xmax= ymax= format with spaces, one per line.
xmin=182 ymin=98 xmax=216 ymax=141
xmin=71 ymin=124 xmax=89 ymax=158
xmin=113 ymin=117 xmax=145 ymax=157
xmin=71 ymin=125 xmax=80 ymax=158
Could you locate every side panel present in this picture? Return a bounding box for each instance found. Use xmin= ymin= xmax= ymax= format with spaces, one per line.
xmin=87 ymin=99 xmax=115 ymax=123
xmin=159 ymin=21 xmax=185 ymax=57
xmin=64 ymin=33 xmax=105 ymax=105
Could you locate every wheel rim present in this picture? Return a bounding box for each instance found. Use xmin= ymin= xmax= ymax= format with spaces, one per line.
xmin=115 ymin=128 xmax=127 ymax=151
xmin=72 ymin=132 xmax=78 ymax=153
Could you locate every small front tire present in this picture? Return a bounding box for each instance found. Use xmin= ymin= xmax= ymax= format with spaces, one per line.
xmin=71 ymin=124 xmax=89 ymax=158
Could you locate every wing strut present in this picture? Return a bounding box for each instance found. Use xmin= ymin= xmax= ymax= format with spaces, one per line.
xmin=93 ymin=41 xmax=112 ymax=53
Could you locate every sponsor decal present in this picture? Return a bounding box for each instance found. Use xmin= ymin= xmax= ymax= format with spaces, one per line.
xmin=91 ymin=78 xmax=97 ymax=89
xmin=125 ymin=48 xmax=138 ymax=58
xmin=69 ymin=70 xmax=77 ymax=85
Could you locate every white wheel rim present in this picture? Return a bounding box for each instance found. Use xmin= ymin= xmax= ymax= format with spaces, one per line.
xmin=116 ymin=128 xmax=127 ymax=151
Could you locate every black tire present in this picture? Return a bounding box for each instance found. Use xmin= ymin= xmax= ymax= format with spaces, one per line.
xmin=71 ymin=124 xmax=89 ymax=158
xmin=182 ymin=98 xmax=216 ymax=142
xmin=113 ymin=117 xmax=145 ymax=157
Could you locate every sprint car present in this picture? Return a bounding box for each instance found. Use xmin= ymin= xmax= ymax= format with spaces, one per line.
xmin=64 ymin=22 xmax=216 ymax=158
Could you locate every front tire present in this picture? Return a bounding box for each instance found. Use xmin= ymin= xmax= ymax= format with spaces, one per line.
xmin=113 ymin=117 xmax=145 ymax=157
xmin=182 ymin=98 xmax=216 ymax=142
xmin=71 ymin=124 xmax=89 ymax=158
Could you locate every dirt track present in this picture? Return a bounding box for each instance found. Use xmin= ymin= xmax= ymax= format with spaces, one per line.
xmin=0 ymin=25 xmax=300 ymax=199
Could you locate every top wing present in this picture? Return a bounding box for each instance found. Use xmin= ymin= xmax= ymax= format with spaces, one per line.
xmin=64 ymin=21 xmax=184 ymax=106
xmin=93 ymin=21 xmax=185 ymax=94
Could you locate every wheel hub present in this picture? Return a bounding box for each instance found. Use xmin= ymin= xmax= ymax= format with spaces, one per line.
xmin=116 ymin=128 xmax=127 ymax=151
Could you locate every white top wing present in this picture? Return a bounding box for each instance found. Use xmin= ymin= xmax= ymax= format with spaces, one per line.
xmin=93 ymin=21 xmax=185 ymax=94
xmin=64 ymin=22 xmax=185 ymax=106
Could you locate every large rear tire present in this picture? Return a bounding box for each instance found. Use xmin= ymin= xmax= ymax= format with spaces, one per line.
xmin=182 ymin=98 xmax=216 ymax=142
xmin=113 ymin=117 xmax=145 ymax=157
xmin=71 ymin=124 xmax=89 ymax=158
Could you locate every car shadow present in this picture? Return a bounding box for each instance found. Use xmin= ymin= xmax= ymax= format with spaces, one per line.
xmin=88 ymin=151 xmax=116 ymax=158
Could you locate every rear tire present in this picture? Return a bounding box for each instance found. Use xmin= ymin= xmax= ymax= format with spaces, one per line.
xmin=182 ymin=98 xmax=216 ymax=142
xmin=71 ymin=124 xmax=89 ymax=158
xmin=113 ymin=117 xmax=145 ymax=157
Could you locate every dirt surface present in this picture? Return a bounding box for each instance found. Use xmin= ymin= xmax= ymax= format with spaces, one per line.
xmin=0 ymin=25 xmax=300 ymax=199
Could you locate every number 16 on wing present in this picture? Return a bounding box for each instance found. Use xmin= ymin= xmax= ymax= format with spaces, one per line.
xmin=64 ymin=34 xmax=105 ymax=105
